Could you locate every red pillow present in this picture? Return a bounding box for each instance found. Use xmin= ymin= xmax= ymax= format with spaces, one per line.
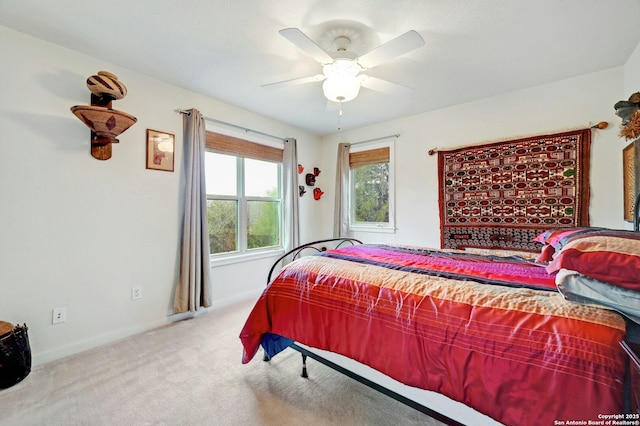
xmin=545 ymin=229 xmax=640 ymax=291
xmin=534 ymin=244 xmax=556 ymax=262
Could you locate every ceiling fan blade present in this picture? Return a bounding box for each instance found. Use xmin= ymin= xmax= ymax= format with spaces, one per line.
xmin=262 ymin=74 xmax=325 ymax=89
xmin=357 ymin=30 xmax=425 ymax=69
xmin=279 ymin=28 xmax=334 ymax=64
xmin=361 ymin=76 xmax=413 ymax=97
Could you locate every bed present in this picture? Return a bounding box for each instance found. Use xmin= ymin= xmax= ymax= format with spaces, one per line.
xmin=239 ymin=229 xmax=640 ymax=425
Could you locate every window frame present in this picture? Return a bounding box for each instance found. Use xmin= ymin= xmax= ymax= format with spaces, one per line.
xmin=348 ymin=139 xmax=396 ymax=234
xmin=204 ymin=127 xmax=285 ymax=263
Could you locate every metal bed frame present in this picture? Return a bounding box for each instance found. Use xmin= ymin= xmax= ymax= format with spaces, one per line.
xmin=263 ymin=237 xmax=464 ymax=425
xmin=263 ymin=226 xmax=640 ymax=424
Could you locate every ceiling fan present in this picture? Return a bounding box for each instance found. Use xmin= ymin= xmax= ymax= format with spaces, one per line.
xmin=264 ymin=27 xmax=425 ymax=104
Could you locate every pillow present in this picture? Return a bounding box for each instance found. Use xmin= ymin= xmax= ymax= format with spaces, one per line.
xmin=533 ymin=227 xmax=598 ymax=263
xmin=534 ymin=244 xmax=556 ymax=263
xmin=533 ymin=227 xmax=597 ymax=249
xmin=545 ymin=229 xmax=640 ymax=291
xmin=555 ymin=269 xmax=640 ymax=325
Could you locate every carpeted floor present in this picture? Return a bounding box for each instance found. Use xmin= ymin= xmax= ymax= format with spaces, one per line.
xmin=0 ymin=298 xmax=445 ymax=426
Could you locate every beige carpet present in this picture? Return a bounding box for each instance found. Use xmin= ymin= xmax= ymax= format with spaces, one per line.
xmin=0 ymin=299 xmax=445 ymax=426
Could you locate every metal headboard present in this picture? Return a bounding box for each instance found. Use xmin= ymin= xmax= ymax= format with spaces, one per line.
xmin=266 ymin=238 xmax=362 ymax=284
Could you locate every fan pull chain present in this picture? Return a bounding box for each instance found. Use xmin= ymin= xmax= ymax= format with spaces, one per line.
xmin=337 ymin=102 xmax=343 ymax=131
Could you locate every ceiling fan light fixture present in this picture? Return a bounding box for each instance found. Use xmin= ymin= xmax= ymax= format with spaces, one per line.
xmin=322 ymin=59 xmax=361 ymax=78
xmin=321 ymin=60 xmax=363 ymax=102
xmin=322 ymin=75 xmax=361 ymax=103
xmin=273 ymin=27 xmax=425 ymax=107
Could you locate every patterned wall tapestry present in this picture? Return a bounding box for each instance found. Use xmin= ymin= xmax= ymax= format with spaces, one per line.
xmin=437 ymin=129 xmax=591 ymax=252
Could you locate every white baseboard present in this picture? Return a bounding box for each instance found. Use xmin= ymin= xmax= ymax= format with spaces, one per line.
xmin=210 ymin=289 xmax=263 ymax=310
xmin=32 ymin=318 xmax=171 ymax=366
xmin=32 ymin=290 xmax=263 ymax=366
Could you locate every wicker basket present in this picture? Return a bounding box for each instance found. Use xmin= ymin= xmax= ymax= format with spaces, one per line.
xmin=0 ymin=322 xmax=32 ymax=388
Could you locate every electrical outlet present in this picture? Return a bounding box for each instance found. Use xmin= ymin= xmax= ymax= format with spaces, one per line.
xmin=131 ymin=287 xmax=142 ymax=300
xmin=52 ymin=307 xmax=67 ymax=324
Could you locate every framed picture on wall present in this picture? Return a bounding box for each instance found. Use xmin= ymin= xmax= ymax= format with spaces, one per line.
xmin=146 ymin=129 xmax=175 ymax=172
xmin=623 ymin=139 xmax=640 ymax=221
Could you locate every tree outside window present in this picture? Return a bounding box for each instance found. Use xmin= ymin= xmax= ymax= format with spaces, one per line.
xmin=353 ymin=162 xmax=389 ymax=223
xmin=349 ymin=141 xmax=395 ymax=231
xmin=204 ymin=132 xmax=283 ymax=256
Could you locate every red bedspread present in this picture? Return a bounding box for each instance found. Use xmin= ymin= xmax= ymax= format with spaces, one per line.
xmin=239 ymin=245 xmax=627 ymax=425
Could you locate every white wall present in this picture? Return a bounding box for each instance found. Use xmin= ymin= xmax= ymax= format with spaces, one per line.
xmin=320 ymin=67 xmax=628 ymax=246
xmin=0 ymin=26 xmax=322 ymax=365
xmin=3 ymin=22 xmax=636 ymax=366
xmin=623 ymin=41 xmax=640 ymax=96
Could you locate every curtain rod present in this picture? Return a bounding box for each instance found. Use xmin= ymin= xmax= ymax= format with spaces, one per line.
xmin=427 ymin=122 xmax=608 ymax=156
xmin=349 ymin=134 xmax=400 ymax=147
xmin=176 ymin=109 xmax=286 ymax=142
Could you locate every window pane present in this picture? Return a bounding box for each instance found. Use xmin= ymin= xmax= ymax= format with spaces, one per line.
xmin=245 ymin=158 xmax=279 ymax=197
xmin=205 ymin=152 xmax=237 ymax=196
xmin=207 ymin=199 xmax=238 ymax=254
xmin=353 ymin=162 xmax=390 ymax=223
xmin=247 ymin=200 xmax=280 ymax=249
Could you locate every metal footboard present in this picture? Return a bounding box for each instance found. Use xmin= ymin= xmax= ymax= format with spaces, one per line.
xmin=262 ymin=238 xmax=361 ymax=364
xmin=260 ymin=238 xmax=470 ymax=425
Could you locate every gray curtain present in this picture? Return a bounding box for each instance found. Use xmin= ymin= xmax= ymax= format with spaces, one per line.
xmin=333 ymin=143 xmax=350 ymax=237
xmin=173 ymin=108 xmax=212 ymax=314
xmin=282 ymin=138 xmax=300 ymax=254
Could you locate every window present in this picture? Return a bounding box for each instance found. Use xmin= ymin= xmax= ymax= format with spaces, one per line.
xmin=204 ymin=131 xmax=283 ymax=256
xmin=349 ymin=141 xmax=395 ymax=232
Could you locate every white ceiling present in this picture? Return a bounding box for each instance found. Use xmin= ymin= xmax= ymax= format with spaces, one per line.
xmin=2 ymin=0 xmax=640 ymax=136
